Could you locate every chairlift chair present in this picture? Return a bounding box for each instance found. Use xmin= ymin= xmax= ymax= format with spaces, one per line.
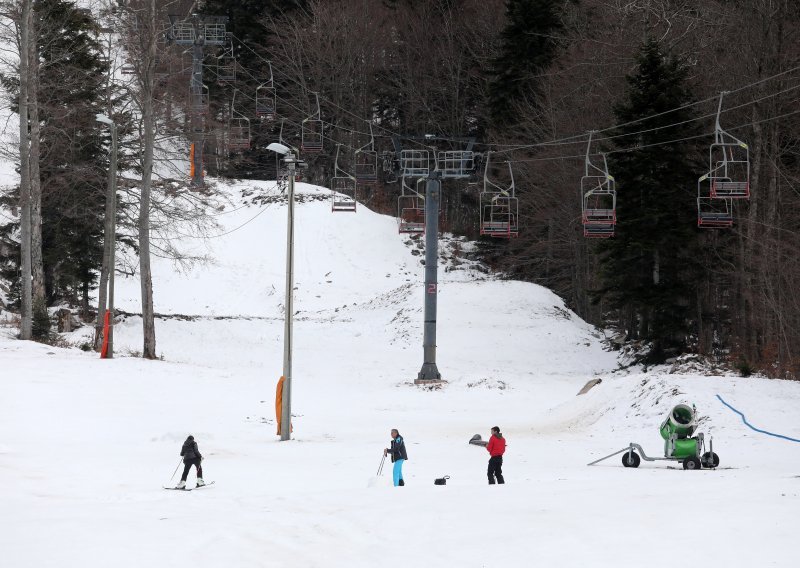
xmin=581 ymin=177 xmax=617 ymax=226
xmin=438 ymin=151 xmax=474 ymax=179
xmin=331 ymin=177 xmax=357 ymax=212
xmin=480 ymin=195 xmax=519 ymax=238
xmin=217 ymin=55 xmax=235 ymax=82
xmin=354 ymin=124 xmax=378 ymax=185
xmin=121 ymin=63 xmax=136 ymax=75
xmin=584 ymin=224 xmax=615 ymax=238
xmin=228 ymin=118 xmax=250 ymax=152
xmin=708 ymin=92 xmax=750 ymax=200
xmin=709 ymin=142 xmax=750 ymax=199
xmin=301 ymin=92 xmax=324 ymax=153
xmin=697 ymin=175 xmax=733 ymax=228
xmin=330 ymin=144 xmax=357 ymax=212
xmin=169 ymin=18 xmax=195 ymax=43
xmin=697 ymin=198 xmax=734 ymax=228
xmin=355 ymin=151 xmax=378 ymax=184
xmin=227 ymin=91 xmax=251 ymax=152
xmin=256 ymin=86 xmax=276 ymax=120
xmin=400 ymin=150 xmax=429 ymax=178
xmin=203 ymin=23 xmax=226 ymax=45
xmin=255 ymin=62 xmax=276 ymax=120
xmin=381 ymin=151 xmax=399 ymax=183
xmin=398 ymin=176 xmax=425 ymax=233
xmin=580 ymin=134 xmax=616 ymax=238
xmin=479 ymin=151 xmax=519 ymax=238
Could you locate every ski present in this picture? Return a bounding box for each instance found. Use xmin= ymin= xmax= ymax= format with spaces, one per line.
xmin=163 ymin=481 xmax=215 ymax=491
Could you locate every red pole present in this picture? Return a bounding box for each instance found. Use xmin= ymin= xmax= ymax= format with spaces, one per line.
xmin=100 ymin=309 xmax=110 ymax=359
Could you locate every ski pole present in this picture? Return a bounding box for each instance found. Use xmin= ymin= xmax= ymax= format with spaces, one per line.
xmin=170 ymin=458 xmax=183 ymax=481
xmin=377 ymin=453 xmax=386 ymax=476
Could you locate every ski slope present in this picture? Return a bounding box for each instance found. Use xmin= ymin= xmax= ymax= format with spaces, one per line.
xmin=1 ymin=180 xmax=798 ymax=568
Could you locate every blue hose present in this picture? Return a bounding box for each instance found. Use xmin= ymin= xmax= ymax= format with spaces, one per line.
xmin=716 ymin=394 xmax=800 ymax=443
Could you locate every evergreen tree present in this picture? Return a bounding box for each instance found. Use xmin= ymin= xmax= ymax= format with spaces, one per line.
xmin=489 ymin=0 xmax=563 ymax=127
xmin=0 ymin=0 xmax=109 ymax=311
xmin=37 ymin=0 xmax=108 ymax=307
xmin=597 ymin=40 xmax=703 ymax=362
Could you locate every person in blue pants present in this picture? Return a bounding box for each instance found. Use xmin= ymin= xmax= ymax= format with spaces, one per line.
xmin=384 ymin=429 xmax=408 ymax=486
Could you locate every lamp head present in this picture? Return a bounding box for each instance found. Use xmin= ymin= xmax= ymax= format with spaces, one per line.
xmin=267 ymin=142 xmax=291 ymax=156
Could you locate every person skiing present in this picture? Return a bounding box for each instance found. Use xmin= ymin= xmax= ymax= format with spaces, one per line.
xmin=383 ymin=429 xmax=408 ymax=486
xmin=177 ymin=435 xmax=205 ymax=489
xmin=486 ymin=426 xmax=505 ymax=484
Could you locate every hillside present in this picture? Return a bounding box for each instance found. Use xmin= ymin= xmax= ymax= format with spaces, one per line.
xmin=0 ymin=180 xmax=798 ymax=568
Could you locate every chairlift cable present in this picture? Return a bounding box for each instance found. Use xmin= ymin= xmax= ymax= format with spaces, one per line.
xmin=229 ymin=32 xmax=433 ymax=151
xmin=489 ymin=64 xmax=800 ymax=154
xmin=505 ymin=107 xmax=800 ymax=165
xmin=212 ymin=34 xmax=800 ymax=165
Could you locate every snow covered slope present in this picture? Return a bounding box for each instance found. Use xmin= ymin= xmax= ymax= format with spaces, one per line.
xmin=1 ymin=179 xmax=798 ymax=568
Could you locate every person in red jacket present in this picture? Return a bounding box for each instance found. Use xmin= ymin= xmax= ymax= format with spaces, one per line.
xmin=486 ymin=426 xmax=506 ymax=484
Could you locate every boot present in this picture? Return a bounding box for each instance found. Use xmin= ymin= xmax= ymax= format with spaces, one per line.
xmin=176 ymin=480 xmax=186 ymax=489
xmin=196 ymin=478 xmax=205 ymax=487
xmin=398 ymin=479 xmax=405 ymax=486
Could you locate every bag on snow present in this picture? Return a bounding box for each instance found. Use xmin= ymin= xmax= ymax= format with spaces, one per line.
xmin=434 ymin=475 xmax=450 ymax=485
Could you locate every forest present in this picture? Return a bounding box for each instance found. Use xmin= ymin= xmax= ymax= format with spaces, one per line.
xmin=1 ymin=0 xmax=799 ymax=377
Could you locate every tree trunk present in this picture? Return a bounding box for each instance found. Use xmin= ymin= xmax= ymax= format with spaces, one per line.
xmin=28 ymin=12 xmax=44 ymax=307
xmin=139 ymin=0 xmax=158 ymax=359
xmin=95 ymin=36 xmax=115 ymax=352
xmin=18 ymin=0 xmax=33 ymax=340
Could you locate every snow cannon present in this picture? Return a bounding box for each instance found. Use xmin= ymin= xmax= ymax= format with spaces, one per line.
xmin=587 ymin=403 xmax=720 ymax=470
xmin=659 ymin=404 xmax=699 ymax=460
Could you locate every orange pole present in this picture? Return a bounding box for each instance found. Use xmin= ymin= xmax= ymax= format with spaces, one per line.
xmin=100 ymin=310 xmax=110 ymax=359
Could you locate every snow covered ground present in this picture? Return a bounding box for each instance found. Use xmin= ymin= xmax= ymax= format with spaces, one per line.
xmin=1 ymin=180 xmax=798 ymax=567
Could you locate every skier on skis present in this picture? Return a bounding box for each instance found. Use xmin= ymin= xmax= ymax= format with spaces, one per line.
xmin=177 ymin=435 xmax=205 ymax=489
xmin=384 ymin=429 xmax=408 ymax=486
xmin=486 ymin=426 xmax=505 ymax=484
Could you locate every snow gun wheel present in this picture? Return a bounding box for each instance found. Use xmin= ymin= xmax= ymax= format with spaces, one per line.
xmin=683 ymin=456 xmax=702 ymax=470
xmin=701 ymin=452 xmax=720 ymax=469
xmin=621 ymin=451 xmax=640 ymax=468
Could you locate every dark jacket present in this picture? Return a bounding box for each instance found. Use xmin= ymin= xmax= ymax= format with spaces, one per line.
xmin=388 ymin=436 xmax=408 ymax=463
xmin=181 ymin=437 xmax=202 ymax=462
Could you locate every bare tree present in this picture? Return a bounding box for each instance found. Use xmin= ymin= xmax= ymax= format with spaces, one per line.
xmin=16 ymin=0 xmax=32 ymax=339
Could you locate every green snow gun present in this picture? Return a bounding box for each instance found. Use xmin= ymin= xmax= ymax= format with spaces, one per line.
xmin=588 ymin=403 xmax=720 ymax=470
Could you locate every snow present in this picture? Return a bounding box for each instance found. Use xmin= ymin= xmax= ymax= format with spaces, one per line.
xmin=1 ymin=179 xmax=798 ymax=567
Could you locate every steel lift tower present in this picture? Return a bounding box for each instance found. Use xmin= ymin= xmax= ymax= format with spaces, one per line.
xmin=391 ymin=136 xmax=475 ymax=384
xmin=168 ymin=13 xmax=228 ymax=188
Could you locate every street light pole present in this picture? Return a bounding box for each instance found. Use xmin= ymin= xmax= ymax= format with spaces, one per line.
xmin=281 ymin=154 xmax=296 ymax=441
xmin=267 ymin=142 xmax=304 ymax=441
xmin=108 ymin=121 xmax=117 ymax=358
xmin=97 ymin=114 xmax=117 ymax=359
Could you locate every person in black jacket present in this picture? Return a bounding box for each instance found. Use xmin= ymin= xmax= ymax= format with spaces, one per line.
xmin=177 ymin=435 xmax=204 ymax=489
xmin=383 ymin=429 xmax=408 ymax=486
